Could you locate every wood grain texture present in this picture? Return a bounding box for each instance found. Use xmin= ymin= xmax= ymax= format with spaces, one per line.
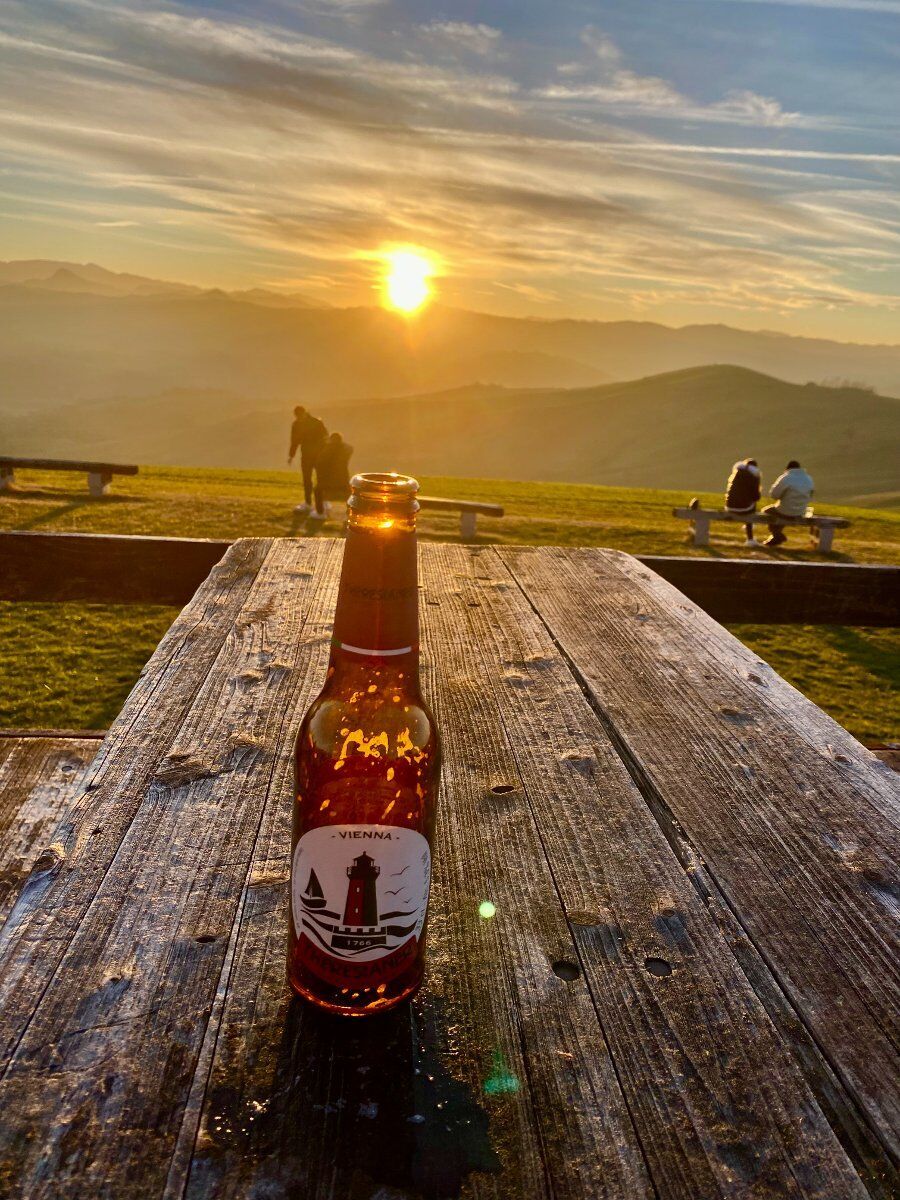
xmin=0 ymin=736 xmax=98 ymax=930
xmin=173 ymin=541 xmax=867 ymax=1200
xmin=176 ymin=539 xmax=649 ymax=1200
xmin=672 ymin=508 xmax=849 ymax=528
xmin=0 ymin=538 xmax=893 ymax=1199
xmin=0 ymin=456 xmax=138 ymax=475
xmin=502 ymin=545 xmax=900 ymax=1172
xmin=0 ymin=537 xmax=303 ymax=1197
xmin=418 ymin=496 xmax=504 ymax=516
xmin=430 ymin=544 xmax=867 ymax=1199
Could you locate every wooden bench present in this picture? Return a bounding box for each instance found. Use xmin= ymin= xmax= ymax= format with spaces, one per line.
xmin=418 ymin=495 xmax=504 ymax=538
xmin=0 ymin=456 xmax=139 ymax=498
xmin=673 ymin=506 xmax=850 ymax=551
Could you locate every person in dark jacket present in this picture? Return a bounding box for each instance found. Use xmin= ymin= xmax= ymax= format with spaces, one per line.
xmin=313 ymin=432 xmax=353 ymax=518
xmin=288 ymin=405 xmax=328 ymax=516
xmin=725 ymin=458 xmax=762 ymax=546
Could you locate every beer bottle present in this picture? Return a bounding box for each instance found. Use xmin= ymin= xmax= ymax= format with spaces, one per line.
xmin=288 ymin=472 xmax=441 ymax=1016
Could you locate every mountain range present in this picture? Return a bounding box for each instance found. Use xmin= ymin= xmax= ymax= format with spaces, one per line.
xmin=0 ymin=260 xmax=322 ymax=308
xmin=2 ymin=261 xmax=900 ymax=409
xmin=1 ymin=261 xmax=898 ymax=504
xmin=5 ymin=365 xmax=898 ymax=506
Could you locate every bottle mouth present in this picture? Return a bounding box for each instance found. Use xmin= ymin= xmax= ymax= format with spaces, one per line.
xmin=351 ymin=472 xmax=419 ymax=496
xmin=348 ymin=472 xmax=420 ymax=516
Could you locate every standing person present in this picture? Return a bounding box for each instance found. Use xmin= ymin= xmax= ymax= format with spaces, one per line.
xmin=725 ymin=458 xmax=762 ymax=547
xmin=288 ymin=405 xmax=328 ymax=517
xmin=313 ymin=432 xmax=354 ymax=519
xmin=762 ymin=459 xmax=815 ymax=546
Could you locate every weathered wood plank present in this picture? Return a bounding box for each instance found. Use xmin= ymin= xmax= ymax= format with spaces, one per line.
xmin=175 ymin=540 xmax=649 ymax=1200
xmin=0 ymin=538 xmax=641 ymax=1200
xmin=0 ymin=537 xmax=327 ymax=1196
xmin=0 ymin=531 xmax=231 ymax=605
xmin=639 ymin=556 xmax=900 ymax=626
xmin=435 ymin=544 xmax=868 ymax=1198
xmin=0 ymin=730 xmax=107 ymax=739
xmin=418 ymin=496 xmax=504 ymax=515
xmin=672 ymin=507 xmax=850 ymax=528
xmin=0 ymin=456 xmax=138 ymax=475
xmin=501 ymin=545 xmax=900 ymax=1170
xmin=0 ymin=736 xmax=98 ymax=931
xmin=0 ymin=539 xmax=894 ymax=1198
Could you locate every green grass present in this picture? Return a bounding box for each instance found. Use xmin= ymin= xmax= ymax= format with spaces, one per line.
xmin=2 ymin=465 xmax=899 ymax=562
xmin=1 ymin=466 xmax=897 ymax=740
xmin=0 ymin=603 xmax=177 ymax=730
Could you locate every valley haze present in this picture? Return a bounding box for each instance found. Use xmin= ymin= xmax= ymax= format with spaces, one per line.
xmin=2 ymin=260 xmax=899 ymax=505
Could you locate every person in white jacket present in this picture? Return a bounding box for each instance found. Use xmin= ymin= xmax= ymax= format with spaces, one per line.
xmin=762 ymin=460 xmax=815 ymax=546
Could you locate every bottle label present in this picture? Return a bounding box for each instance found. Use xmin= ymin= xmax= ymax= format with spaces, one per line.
xmin=292 ymin=824 xmax=431 ymax=988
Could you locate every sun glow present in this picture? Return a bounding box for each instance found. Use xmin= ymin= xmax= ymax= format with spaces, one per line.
xmin=383 ymin=249 xmax=436 ymax=313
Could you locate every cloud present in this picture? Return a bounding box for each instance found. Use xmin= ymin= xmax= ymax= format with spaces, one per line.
xmin=541 ymin=27 xmax=799 ymax=126
xmin=608 ymin=141 xmax=900 ymax=162
xmin=540 ymin=80 xmax=798 ymax=126
xmin=714 ymin=0 xmax=900 ymax=11
xmin=0 ymin=0 xmax=897 ymax=328
xmin=418 ymin=21 xmax=502 ymax=57
xmin=581 ymin=27 xmax=625 ymax=67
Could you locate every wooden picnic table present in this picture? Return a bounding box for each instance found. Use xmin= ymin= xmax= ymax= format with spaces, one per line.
xmin=0 ymin=539 xmax=897 ymax=1200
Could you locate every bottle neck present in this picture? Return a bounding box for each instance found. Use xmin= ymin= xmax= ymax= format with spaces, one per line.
xmin=329 ymin=515 xmax=419 ymax=674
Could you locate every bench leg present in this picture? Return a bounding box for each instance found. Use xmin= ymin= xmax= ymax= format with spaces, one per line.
xmin=0 ymin=466 xmax=14 ymax=492
xmin=460 ymin=511 xmax=478 ymax=539
xmin=816 ymin=525 xmax=834 ymax=553
xmin=88 ymin=472 xmax=111 ymax=498
xmin=692 ymin=514 xmax=711 ymax=546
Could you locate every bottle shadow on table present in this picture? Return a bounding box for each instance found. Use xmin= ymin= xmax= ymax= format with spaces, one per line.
xmin=196 ymin=991 xmax=501 ymax=1200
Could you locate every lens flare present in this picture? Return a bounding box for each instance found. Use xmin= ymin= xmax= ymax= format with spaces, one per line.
xmin=484 ymin=1048 xmax=520 ymax=1096
xmin=383 ymin=249 xmax=436 ymax=313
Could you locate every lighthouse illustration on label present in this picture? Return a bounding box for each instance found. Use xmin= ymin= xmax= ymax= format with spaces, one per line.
xmin=292 ymin=825 xmax=431 ymax=968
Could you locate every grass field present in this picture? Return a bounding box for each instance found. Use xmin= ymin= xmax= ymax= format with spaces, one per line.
xmin=3 ymin=465 xmax=900 ymax=560
xmin=0 ymin=466 xmax=897 ymax=740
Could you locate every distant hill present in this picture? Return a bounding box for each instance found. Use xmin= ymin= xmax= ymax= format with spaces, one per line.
xmin=2 ymin=268 xmax=900 ymax=408
xmin=0 ymin=259 xmax=321 ymax=311
xmin=5 ymin=366 xmax=898 ymax=504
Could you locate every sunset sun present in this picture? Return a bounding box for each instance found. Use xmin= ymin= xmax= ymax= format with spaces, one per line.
xmin=383 ymin=249 xmax=437 ymax=313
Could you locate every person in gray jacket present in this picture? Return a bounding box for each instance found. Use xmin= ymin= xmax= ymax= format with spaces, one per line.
xmin=761 ymin=460 xmax=814 ymax=546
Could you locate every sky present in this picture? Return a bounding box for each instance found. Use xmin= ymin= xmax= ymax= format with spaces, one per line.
xmin=1 ymin=0 xmax=899 ymax=340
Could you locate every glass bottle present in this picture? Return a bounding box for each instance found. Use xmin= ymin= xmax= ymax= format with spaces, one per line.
xmin=288 ymin=472 xmax=441 ymax=1016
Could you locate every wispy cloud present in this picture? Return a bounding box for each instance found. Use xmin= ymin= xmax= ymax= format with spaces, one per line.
xmin=543 ymin=26 xmax=800 ymax=126
xmin=0 ymin=0 xmax=897 ymax=335
xmin=713 ymin=0 xmax=900 ymax=12
xmin=609 ymin=141 xmax=900 ymax=162
xmin=418 ymin=21 xmax=502 ymax=57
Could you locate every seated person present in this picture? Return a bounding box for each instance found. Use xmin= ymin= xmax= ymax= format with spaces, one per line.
xmin=725 ymin=458 xmax=762 ymax=547
xmin=313 ymin=432 xmax=354 ymax=517
xmin=762 ymin=460 xmax=814 ymax=546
